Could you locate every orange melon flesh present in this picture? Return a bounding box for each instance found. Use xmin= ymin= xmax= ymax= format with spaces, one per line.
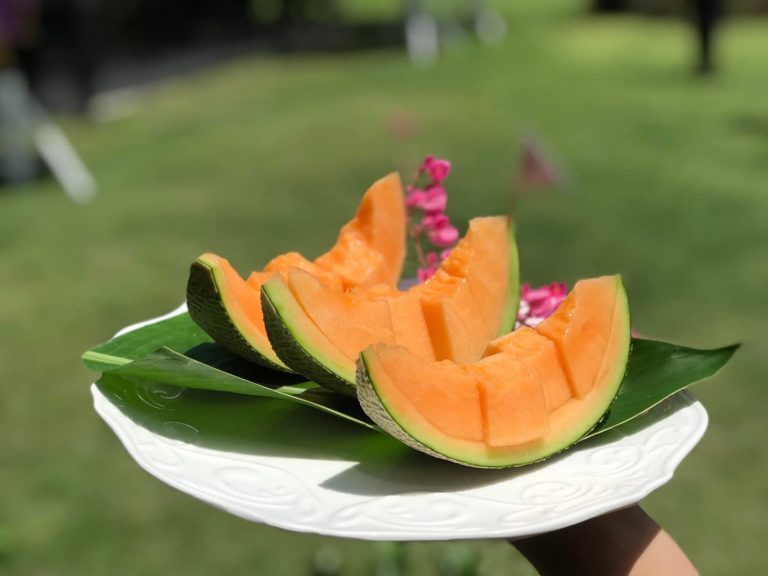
xmin=263 ymin=217 xmax=511 ymax=390
xmin=465 ymin=352 xmax=550 ymax=447
xmin=369 ymin=345 xmax=484 ymax=442
xmin=484 ymin=328 xmax=572 ymax=411
xmin=536 ymin=276 xmax=620 ymax=399
xmin=417 ymin=271 xmax=483 ymax=363
xmin=386 ymin=293 xmax=435 ymax=362
xmin=257 ymin=252 xmax=344 ymax=292
xmin=315 ymin=173 xmax=406 ymax=290
xmin=420 ymin=295 xmax=472 ymax=363
xmin=356 ymin=275 xmax=631 ymax=468
xmin=313 ymin=228 xmax=385 ymax=291
xmin=241 ymin=253 xmax=344 ymax=328
xmin=186 ymin=172 xmax=406 ymax=371
xmin=285 ymin=269 xmax=395 ymax=360
xmin=439 ymin=220 xmax=509 ymax=338
xmin=354 ymin=172 xmax=407 ymax=286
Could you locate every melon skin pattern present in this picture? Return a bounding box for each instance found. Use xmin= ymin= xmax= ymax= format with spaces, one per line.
xmin=188 ymin=256 xmax=290 ymax=371
xmin=356 ymin=276 xmax=631 ymax=468
xmin=186 ymin=173 xmax=406 ymax=373
xmin=261 ymin=216 xmax=520 ymax=394
xmin=261 ymin=286 xmax=357 ymax=395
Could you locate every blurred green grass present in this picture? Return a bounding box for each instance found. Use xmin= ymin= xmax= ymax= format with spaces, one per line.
xmin=1 ymin=4 xmax=766 ymax=575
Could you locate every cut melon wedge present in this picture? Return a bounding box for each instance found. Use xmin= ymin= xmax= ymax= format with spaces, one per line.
xmin=262 ymin=216 xmax=519 ymax=393
xmin=356 ymin=276 xmax=631 ymax=468
xmin=186 ymin=173 xmax=406 ymax=372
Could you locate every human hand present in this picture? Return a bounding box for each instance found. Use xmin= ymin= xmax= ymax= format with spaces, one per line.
xmin=512 ymin=505 xmax=698 ymax=576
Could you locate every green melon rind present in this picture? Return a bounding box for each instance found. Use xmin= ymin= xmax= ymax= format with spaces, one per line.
xmin=498 ymin=218 xmax=521 ymax=336
xmin=356 ymin=278 xmax=631 ymax=468
xmin=186 ymin=258 xmax=292 ymax=373
xmin=261 ymin=280 xmax=357 ymax=396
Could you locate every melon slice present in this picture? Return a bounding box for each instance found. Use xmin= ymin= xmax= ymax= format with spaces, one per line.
xmin=356 ymin=275 xmax=631 ymax=468
xmin=261 ymin=216 xmax=519 ymax=393
xmin=186 ymin=173 xmax=406 ymax=372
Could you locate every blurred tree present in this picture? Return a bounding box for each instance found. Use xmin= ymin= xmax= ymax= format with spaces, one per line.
xmin=0 ymin=0 xmax=42 ymax=184
xmin=277 ymin=0 xmax=339 ymax=26
xmin=590 ymin=0 xmax=725 ymax=74
xmin=691 ymin=0 xmax=722 ymax=73
xmin=592 ymin=0 xmax=629 ymax=11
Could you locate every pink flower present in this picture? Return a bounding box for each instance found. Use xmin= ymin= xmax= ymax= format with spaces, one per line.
xmin=420 ymin=185 xmax=447 ymax=213
xmin=428 ymin=223 xmax=459 ymax=247
xmin=417 ymin=266 xmax=437 ymax=282
xmin=421 ymin=213 xmax=458 ymax=248
xmin=405 ymin=186 xmax=426 ymax=208
xmin=419 ymin=156 xmax=451 ymax=184
xmin=409 ymin=155 xmax=458 ymax=283
xmin=517 ymin=282 xmax=568 ymax=328
xmin=407 ymin=184 xmax=447 ymax=213
xmin=421 ymin=212 xmax=448 ymax=229
xmin=417 ymin=252 xmax=439 ymax=281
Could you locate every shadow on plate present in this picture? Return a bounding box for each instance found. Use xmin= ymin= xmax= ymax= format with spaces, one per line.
xmin=96 ymin=375 xmax=694 ymax=497
xmin=184 ymin=342 xmax=307 ymax=387
xmin=97 ymin=373 xmax=381 ymax=459
xmin=96 ymin=374 xmax=527 ymax=494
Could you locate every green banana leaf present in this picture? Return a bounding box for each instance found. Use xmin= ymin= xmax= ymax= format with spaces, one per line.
xmin=83 ymin=311 xmax=738 ymax=442
xmin=587 ymin=339 xmax=737 ymax=438
xmin=83 ymin=313 xmax=210 ymax=372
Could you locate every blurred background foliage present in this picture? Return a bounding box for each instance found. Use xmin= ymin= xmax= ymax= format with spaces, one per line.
xmin=1 ymin=0 xmax=766 ymax=574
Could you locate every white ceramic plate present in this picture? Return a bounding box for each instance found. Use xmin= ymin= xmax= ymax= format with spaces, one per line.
xmin=92 ymin=306 xmax=708 ymax=541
